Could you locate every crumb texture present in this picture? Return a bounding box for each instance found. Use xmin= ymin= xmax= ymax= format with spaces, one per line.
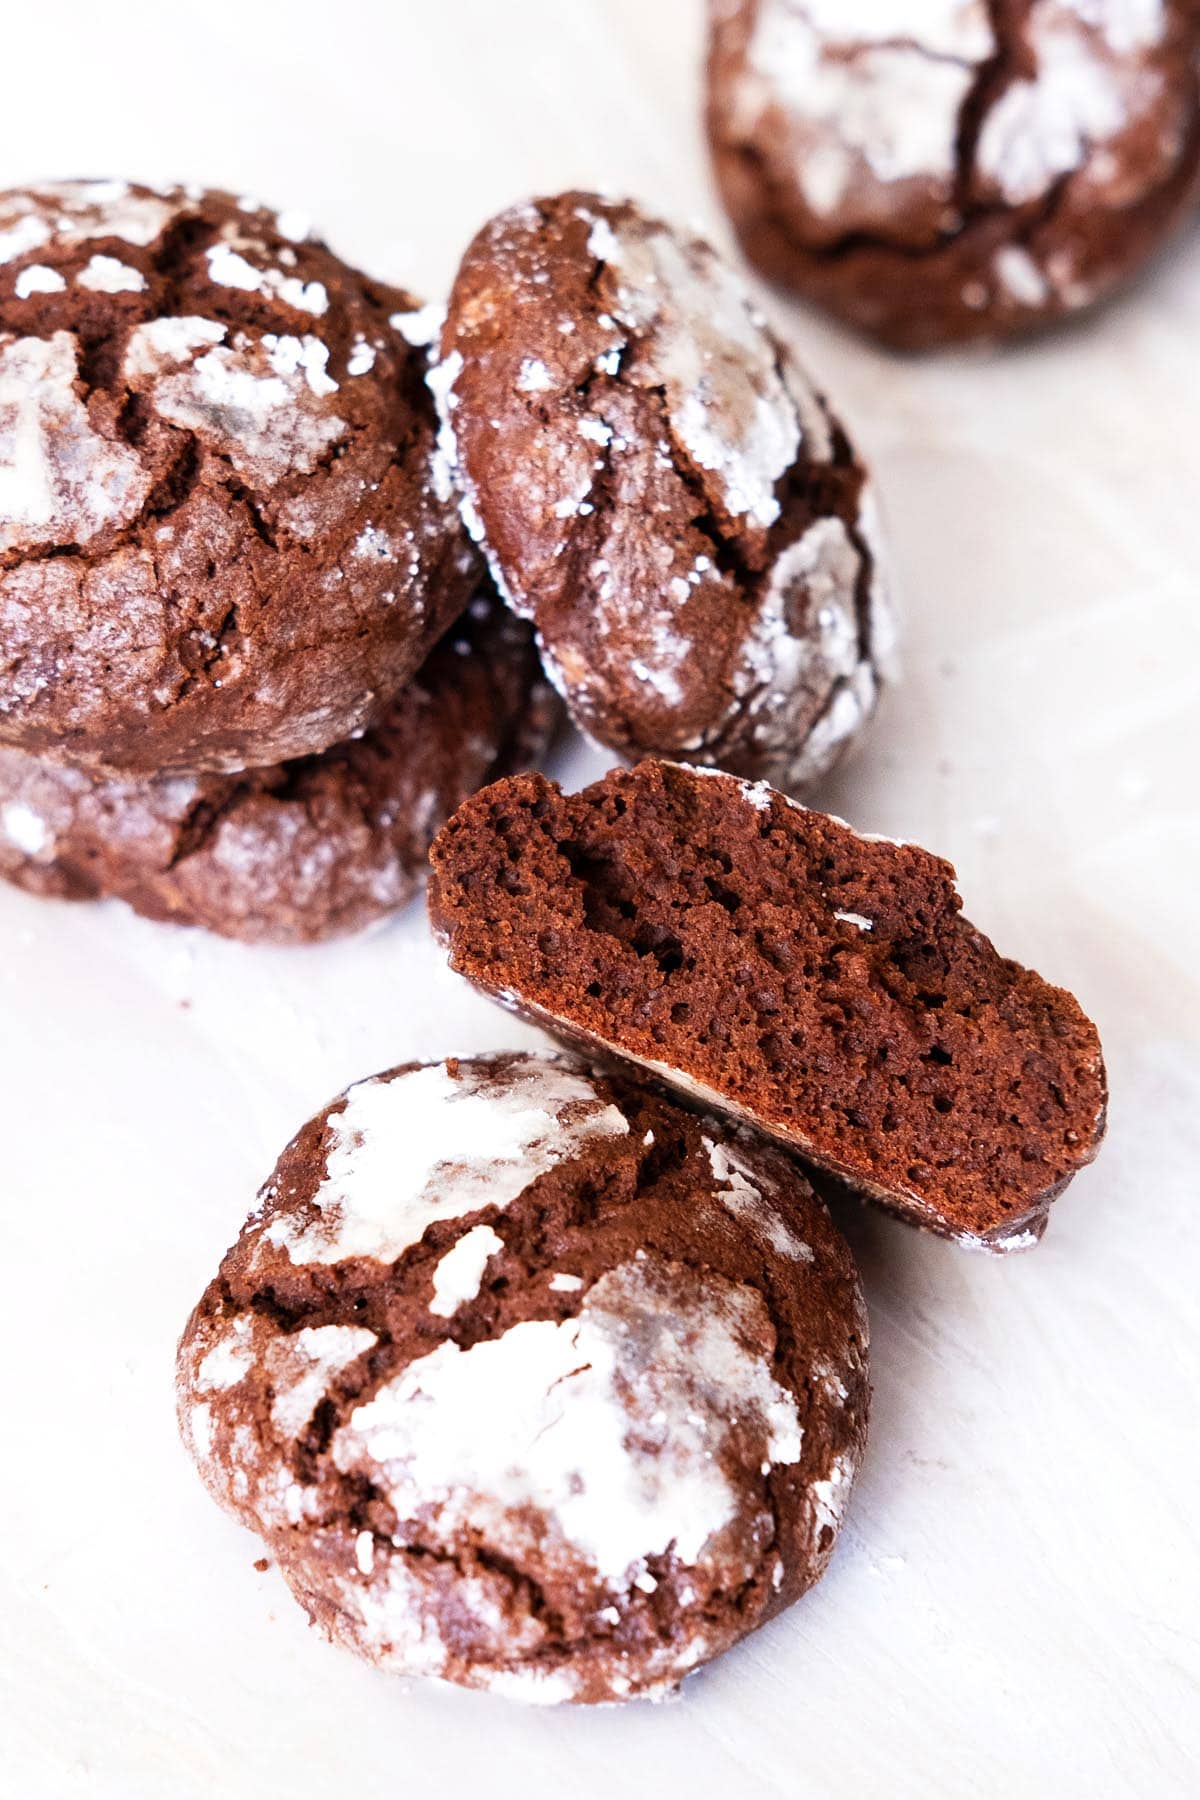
xmin=0 ymin=181 xmax=477 ymax=772
xmin=0 ymin=584 xmax=557 ymax=941
xmin=707 ymin=0 xmax=1200 ymax=346
xmin=177 ymin=1050 xmax=868 ymax=1705
xmin=435 ymin=192 xmax=893 ymax=789
xmin=428 ymin=762 xmax=1108 ymax=1245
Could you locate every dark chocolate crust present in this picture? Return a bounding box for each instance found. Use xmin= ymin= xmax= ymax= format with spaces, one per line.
xmin=428 ymin=761 xmax=1108 ymax=1249
xmin=0 ymin=181 xmax=477 ymax=773
xmin=435 ymin=192 xmax=893 ymax=790
xmin=706 ymin=0 xmax=1200 ymax=349
xmin=176 ymin=1051 xmax=869 ymax=1705
xmin=0 ymin=586 xmax=559 ymax=942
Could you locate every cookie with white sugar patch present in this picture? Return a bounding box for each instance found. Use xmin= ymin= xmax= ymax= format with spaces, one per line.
xmin=428 ymin=761 xmax=1108 ymax=1252
xmin=176 ymin=1050 xmax=868 ymax=1706
xmin=0 ymin=180 xmax=477 ymax=774
xmin=0 ymin=583 xmax=559 ymax=943
xmin=432 ymin=192 xmax=894 ymax=793
xmin=707 ymin=0 xmax=1200 ymax=349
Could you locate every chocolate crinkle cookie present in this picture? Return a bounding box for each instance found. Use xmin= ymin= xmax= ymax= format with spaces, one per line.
xmin=0 ymin=584 xmax=558 ymax=943
xmin=0 ymin=180 xmax=477 ymax=774
xmin=428 ymin=761 xmax=1108 ymax=1252
xmin=177 ymin=1051 xmax=869 ymax=1705
xmin=433 ymin=192 xmax=894 ymax=792
xmin=707 ymin=0 xmax=1200 ymax=348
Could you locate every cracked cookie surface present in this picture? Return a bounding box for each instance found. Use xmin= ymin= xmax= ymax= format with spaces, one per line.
xmin=433 ymin=192 xmax=894 ymax=792
xmin=428 ymin=761 xmax=1108 ymax=1251
xmin=0 ymin=583 xmax=559 ymax=942
xmin=707 ymin=0 xmax=1200 ymax=348
xmin=0 ymin=180 xmax=477 ymax=773
xmin=177 ymin=1050 xmax=868 ymax=1705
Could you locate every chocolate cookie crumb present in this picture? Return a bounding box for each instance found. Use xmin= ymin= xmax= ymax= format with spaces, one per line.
xmin=428 ymin=761 xmax=1107 ymax=1249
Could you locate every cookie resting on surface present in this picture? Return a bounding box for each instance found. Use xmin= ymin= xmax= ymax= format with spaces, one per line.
xmin=0 ymin=585 xmax=558 ymax=943
xmin=177 ymin=1051 xmax=869 ymax=1705
xmin=0 ymin=180 xmax=477 ymax=773
xmin=428 ymin=761 xmax=1108 ymax=1251
xmin=432 ymin=191 xmax=894 ymax=791
xmin=707 ymin=0 xmax=1200 ymax=348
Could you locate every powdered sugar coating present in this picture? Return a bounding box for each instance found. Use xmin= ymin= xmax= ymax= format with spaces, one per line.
xmin=976 ymin=0 xmax=1170 ymax=204
xmin=204 ymin=241 xmax=328 ymax=315
xmin=0 ymin=332 xmax=150 ymax=551
xmin=0 ymin=215 xmax=52 ymax=266
xmin=741 ymin=0 xmax=994 ymax=221
xmin=122 ymin=317 xmax=347 ymax=485
xmin=180 ymin=1312 xmax=378 ymax=1528
xmin=196 ymin=1318 xmax=255 ymax=1392
xmin=77 ymin=254 xmax=147 ymax=293
xmin=14 ymin=266 xmax=66 ymax=298
xmin=390 ymin=301 xmax=444 ymax=346
xmin=483 ymin=1667 xmax=580 ymax=1705
xmin=264 ymin=1057 xmax=629 ymax=1266
xmin=809 ymin=1448 xmax=859 ymax=1542
xmin=337 ymin=1258 xmax=803 ymax=1587
xmin=0 ymin=181 xmax=177 ymax=259
xmin=0 ymin=798 xmax=48 ymax=855
xmin=705 ymin=1134 xmax=814 ymax=1261
xmin=428 ymin=1224 xmax=505 ymax=1316
xmin=835 ymin=909 xmax=873 ymax=930
xmin=585 ymin=207 xmax=801 ymax=529
xmin=265 ymin=1326 xmax=378 ymax=1438
xmin=784 ymin=0 xmax=991 ymax=54
xmin=719 ymin=512 xmax=881 ymax=789
xmin=731 ymin=0 xmax=1171 ymax=227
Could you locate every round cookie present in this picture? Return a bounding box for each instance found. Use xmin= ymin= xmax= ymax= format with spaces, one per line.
xmin=0 ymin=586 xmax=559 ymax=943
xmin=0 ymin=180 xmax=477 ymax=773
xmin=433 ymin=192 xmax=894 ymax=792
xmin=177 ymin=1051 xmax=869 ymax=1705
xmin=706 ymin=0 xmax=1200 ymax=350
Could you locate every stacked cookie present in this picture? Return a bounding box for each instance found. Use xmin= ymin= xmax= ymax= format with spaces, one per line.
xmin=0 ymin=181 xmax=903 ymax=938
xmin=0 ymin=181 xmax=558 ymax=941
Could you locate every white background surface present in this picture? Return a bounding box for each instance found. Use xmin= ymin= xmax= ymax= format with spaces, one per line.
xmin=0 ymin=3 xmax=1197 ymax=1795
